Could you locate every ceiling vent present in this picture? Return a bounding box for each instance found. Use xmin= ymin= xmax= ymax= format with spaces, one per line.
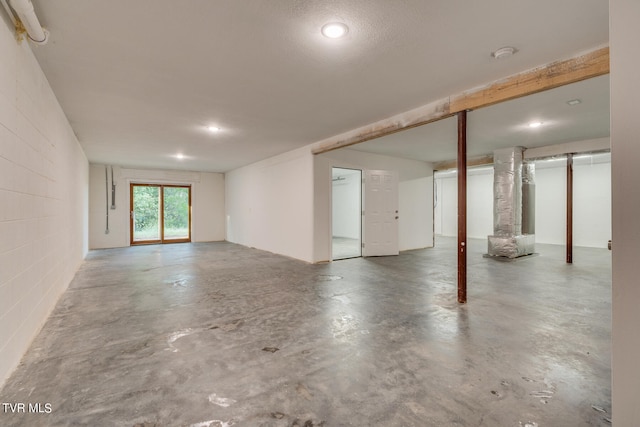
xmin=491 ymin=46 xmax=517 ymax=60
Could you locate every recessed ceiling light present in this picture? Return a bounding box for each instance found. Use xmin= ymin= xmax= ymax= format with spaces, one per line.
xmin=491 ymin=46 xmax=517 ymax=59
xmin=176 ymin=153 xmax=184 ymax=160
xmin=528 ymin=121 xmax=543 ymax=128
xmin=567 ymin=99 xmax=582 ymax=106
xmin=207 ymin=126 xmax=220 ymax=132
xmin=321 ymin=22 xmax=349 ymax=39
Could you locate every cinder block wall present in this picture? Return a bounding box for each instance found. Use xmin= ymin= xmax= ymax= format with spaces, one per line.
xmin=0 ymin=16 xmax=88 ymax=386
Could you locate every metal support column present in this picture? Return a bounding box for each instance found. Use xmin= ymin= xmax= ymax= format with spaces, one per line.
xmin=566 ymin=153 xmax=573 ymax=264
xmin=457 ymin=110 xmax=467 ymax=303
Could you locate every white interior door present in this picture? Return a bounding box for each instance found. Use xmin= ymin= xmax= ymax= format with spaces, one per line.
xmin=363 ymin=170 xmax=399 ymax=256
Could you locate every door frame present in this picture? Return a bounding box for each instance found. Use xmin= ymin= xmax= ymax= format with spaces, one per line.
xmin=331 ymin=167 xmax=363 ymax=260
xmin=130 ymin=183 xmax=192 ymax=245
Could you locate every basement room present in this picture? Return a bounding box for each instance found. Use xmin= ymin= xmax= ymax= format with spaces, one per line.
xmin=1 ymin=1 xmax=638 ymax=426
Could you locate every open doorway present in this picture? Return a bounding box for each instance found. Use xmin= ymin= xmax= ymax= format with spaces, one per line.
xmin=130 ymin=184 xmax=191 ymax=245
xmin=332 ymin=168 xmax=362 ymax=260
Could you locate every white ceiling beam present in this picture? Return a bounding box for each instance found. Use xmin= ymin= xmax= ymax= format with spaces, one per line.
xmin=433 ymin=138 xmax=611 ymax=171
xmin=523 ymin=137 xmax=610 ymax=160
xmin=433 ymin=155 xmax=494 ymax=171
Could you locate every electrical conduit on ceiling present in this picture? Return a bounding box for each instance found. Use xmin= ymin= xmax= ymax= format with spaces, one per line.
xmin=7 ymin=0 xmax=48 ymax=44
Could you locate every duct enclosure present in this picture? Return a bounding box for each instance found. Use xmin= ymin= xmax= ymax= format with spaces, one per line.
xmin=487 ymin=147 xmax=536 ymax=258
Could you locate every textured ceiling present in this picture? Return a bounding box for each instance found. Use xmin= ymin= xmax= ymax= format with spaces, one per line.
xmin=28 ymin=0 xmax=609 ymax=172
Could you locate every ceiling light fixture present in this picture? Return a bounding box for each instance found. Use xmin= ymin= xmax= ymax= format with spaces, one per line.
xmin=567 ymin=99 xmax=582 ymax=106
xmin=528 ymin=121 xmax=543 ymax=128
xmin=176 ymin=153 xmax=184 ymax=160
xmin=321 ymin=22 xmax=349 ymax=39
xmin=491 ymin=46 xmax=517 ymax=59
xmin=207 ymin=126 xmax=220 ymax=132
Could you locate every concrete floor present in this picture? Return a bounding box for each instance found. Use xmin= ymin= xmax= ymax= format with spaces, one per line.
xmin=0 ymin=237 xmax=611 ymax=426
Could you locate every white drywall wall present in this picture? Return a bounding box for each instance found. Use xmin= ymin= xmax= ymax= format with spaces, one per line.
xmin=89 ymin=165 xmax=225 ymax=248
xmin=435 ymin=167 xmax=494 ymax=239
xmin=399 ymin=176 xmax=433 ymax=251
xmin=435 ymin=167 xmax=496 ymax=239
xmin=534 ymin=162 xmax=566 ymax=245
xmin=225 ymin=146 xmax=315 ymax=262
xmin=467 ymin=169 xmax=494 ymax=238
xmin=193 ymin=172 xmax=226 ymax=242
xmin=434 ymin=172 xmax=459 ymax=237
xmin=573 ymin=158 xmax=611 ymax=247
xmin=611 ymin=0 xmax=640 ymax=423
xmin=434 ymin=153 xmax=611 ymax=248
xmin=0 ymin=18 xmax=88 ymax=387
xmin=315 ymin=148 xmax=433 ymax=263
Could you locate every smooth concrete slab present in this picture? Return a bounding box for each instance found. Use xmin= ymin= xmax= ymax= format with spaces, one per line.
xmin=0 ymin=237 xmax=611 ymax=426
